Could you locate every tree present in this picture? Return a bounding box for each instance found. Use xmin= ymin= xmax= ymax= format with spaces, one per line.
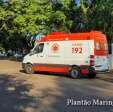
xmin=0 ymin=0 xmax=113 ymax=51
xmin=0 ymin=0 xmax=53 ymax=50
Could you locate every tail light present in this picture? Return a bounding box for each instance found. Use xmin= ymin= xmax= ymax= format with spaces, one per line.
xmin=90 ymin=60 xmax=94 ymax=66
xmin=90 ymin=55 xmax=94 ymax=66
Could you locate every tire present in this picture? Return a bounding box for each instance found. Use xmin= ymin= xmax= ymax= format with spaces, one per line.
xmin=24 ymin=64 xmax=34 ymax=74
xmin=88 ymin=67 xmax=96 ymax=78
xmin=69 ymin=66 xmax=81 ymax=79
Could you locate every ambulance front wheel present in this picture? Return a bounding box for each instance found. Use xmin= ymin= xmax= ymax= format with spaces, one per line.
xmin=70 ymin=66 xmax=81 ymax=79
xmin=24 ymin=63 xmax=34 ymax=74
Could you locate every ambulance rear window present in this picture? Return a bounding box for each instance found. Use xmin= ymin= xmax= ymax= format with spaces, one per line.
xmin=100 ymin=43 xmax=108 ymax=50
xmin=95 ymin=42 xmax=100 ymax=50
xmin=104 ymin=43 xmax=108 ymax=50
xmin=95 ymin=42 xmax=108 ymax=50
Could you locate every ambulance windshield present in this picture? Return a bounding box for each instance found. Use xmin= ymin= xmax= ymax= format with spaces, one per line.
xmin=32 ymin=43 xmax=44 ymax=54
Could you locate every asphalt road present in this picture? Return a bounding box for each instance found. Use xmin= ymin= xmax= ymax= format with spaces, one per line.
xmin=0 ymin=59 xmax=113 ymax=112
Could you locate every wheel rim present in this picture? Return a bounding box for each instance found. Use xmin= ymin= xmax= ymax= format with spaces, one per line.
xmin=71 ymin=69 xmax=79 ymax=78
xmin=26 ymin=65 xmax=32 ymax=73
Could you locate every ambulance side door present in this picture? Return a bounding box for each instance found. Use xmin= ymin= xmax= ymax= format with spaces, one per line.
xmin=35 ymin=43 xmax=48 ymax=64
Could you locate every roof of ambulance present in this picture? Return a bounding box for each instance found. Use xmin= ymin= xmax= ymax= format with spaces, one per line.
xmin=39 ymin=31 xmax=105 ymax=42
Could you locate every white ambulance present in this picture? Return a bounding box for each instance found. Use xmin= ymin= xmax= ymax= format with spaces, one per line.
xmin=22 ymin=31 xmax=109 ymax=78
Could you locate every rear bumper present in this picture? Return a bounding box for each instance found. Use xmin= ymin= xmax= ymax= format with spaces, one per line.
xmin=80 ymin=66 xmax=96 ymax=75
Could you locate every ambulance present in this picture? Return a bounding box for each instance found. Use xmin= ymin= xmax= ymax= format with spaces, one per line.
xmin=22 ymin=31 xmax=109 ymax=78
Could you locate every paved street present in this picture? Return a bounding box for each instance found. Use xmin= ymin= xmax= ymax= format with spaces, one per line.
xmin=0 ymin=60 xmax=113 ymax=112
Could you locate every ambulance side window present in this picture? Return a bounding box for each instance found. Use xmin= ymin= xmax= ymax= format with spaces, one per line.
xmin=34 ymin=43 xmax=44 ymax=53
xmin=38 ymin=43 xmax=44 ymax=53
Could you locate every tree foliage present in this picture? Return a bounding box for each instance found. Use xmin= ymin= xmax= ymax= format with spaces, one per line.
xmin=0 ymin=0 xmax=113 ymax=51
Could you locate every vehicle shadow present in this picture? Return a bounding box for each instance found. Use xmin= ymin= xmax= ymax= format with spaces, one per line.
xmin=19 ymin=69 xmax=70 ymax=78
xmin=97 ymin=76 xmax=113 ymax=83
xmin=19 ymin=69 xmax=96 ymax=80
xmin=0 ymin=74 xmax=38 ymax=112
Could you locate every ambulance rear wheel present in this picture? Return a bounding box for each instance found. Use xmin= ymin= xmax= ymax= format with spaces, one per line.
xmin=70 ymin=66 xmax=80 ymax=79
xmin=24 ymin=64 xmax=34 ymax=74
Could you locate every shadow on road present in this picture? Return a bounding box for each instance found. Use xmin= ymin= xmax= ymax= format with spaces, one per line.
xmin=36 ymin=76 xmax=113 ymax=112
xmin=0 ymin=74 xmax=37 ymax=112
xmin=1 ymin=69 xmax=113 ymax=112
